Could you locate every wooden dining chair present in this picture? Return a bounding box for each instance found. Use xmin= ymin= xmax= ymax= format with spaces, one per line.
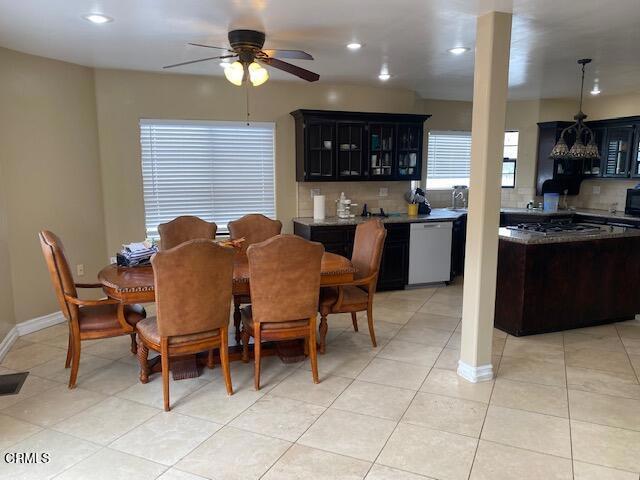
xmin=318 ymin=219 xmax=387 ymax=353
xmin=228 ymin=214 xmax=282 ymax=341
xmin=136 ymin=239 xmax=235 ymax=411
xmin=158 ymin=215 xmax=217 ymax=250
xmin=241 ymin=235 xmax=324 ymax=390
xmin=39 ymin=231 xmax=146 ymax=389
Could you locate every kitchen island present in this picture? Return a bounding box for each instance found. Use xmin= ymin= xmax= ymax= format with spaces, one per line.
xmin=495 ymin=224 xmax=640 ymax=336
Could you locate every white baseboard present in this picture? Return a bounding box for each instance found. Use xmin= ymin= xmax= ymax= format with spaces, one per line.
xmin=15 ymin=311 xmax=65 ymax=336
xmin=457 ymin=360 xmax=494 ymax=383
xmin=0 ymin=326 xmax=19 ymax=363
xmin=0 ymin=311 xmax=65 ymax=363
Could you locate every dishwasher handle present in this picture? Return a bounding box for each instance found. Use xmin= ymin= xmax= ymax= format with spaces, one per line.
xmin=411 ymin=222 xmax=453 ymax=230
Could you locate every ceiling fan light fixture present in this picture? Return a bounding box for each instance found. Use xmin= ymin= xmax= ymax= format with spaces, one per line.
xmin=347 ymin=42 xmax=362 ymax=50
xmin=224 ymin=61 xmax=245 ymax=86
xmin=82 ymin=13 xmax=113 ymax=24
xmin=378 ymin=72 xmax=391 ymax=81
xmin=590 ymin=85 xmax=601 ymax=95
xmin=248 ymin=62 xmax=269 ymax=86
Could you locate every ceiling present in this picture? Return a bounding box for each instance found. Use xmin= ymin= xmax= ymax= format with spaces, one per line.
xmin=0 ymin=0 xmax=639 ymax=100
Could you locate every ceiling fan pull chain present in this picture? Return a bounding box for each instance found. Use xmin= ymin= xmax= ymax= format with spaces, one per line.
xmin=245 ymin=79 xmax=250 ymax=125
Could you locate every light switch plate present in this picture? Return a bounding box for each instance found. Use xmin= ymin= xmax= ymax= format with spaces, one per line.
xmin=379 ymin=187 xmax=388 ymax=197
xmin=310 ymin=188 xmax=321 ymax=198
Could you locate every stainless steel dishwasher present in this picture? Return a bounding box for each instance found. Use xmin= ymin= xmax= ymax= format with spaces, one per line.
xmin=408 ymin=222 xmax=452 ymax=285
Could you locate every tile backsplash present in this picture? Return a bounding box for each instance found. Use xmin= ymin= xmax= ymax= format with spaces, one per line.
xmin=296 ymin=180 xmax=637 ymax=217
xmin=571 ymin=179 xmax=637 ymax=211
xmin=297 ymin=181 xmax=412 ymax=217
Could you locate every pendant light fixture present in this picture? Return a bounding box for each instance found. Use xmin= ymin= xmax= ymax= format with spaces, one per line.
xmin=549 ymin=59 xmax=600 ymax=162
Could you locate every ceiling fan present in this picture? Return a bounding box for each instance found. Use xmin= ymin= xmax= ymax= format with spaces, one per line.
xmin=164 ymin=29 xmax=320 ymax=86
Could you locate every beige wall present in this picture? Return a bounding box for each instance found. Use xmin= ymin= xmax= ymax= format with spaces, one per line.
xmin=0 ymin=48 xmax=107 ymax=322
xmin=0 ymin=158 xmax=15 ymax=338
xmin=93 ymin=69 xmax=422 ymax=252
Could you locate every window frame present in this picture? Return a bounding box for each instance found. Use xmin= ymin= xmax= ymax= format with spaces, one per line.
xmin=139 ymin=118 xmax=276 ymax=238
xmin=425 ymin=129 xmax=519 ymax=190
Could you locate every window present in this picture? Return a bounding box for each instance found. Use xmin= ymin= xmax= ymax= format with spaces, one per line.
xmin=426 ymin=130 xmax=518 ymax=189
xmin=140 ymin=119 xmax=275 ymax=237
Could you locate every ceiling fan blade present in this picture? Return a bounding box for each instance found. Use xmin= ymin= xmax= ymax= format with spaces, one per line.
xmin=262 ymin=49 xmax=313 ymax=60
xmin=188 ymin=42 xmax=232 ymax=52
xmin=163 ymin=54 xmax=236 ymax=69
xmin=260 ymin=57 xmax=320 ymax=82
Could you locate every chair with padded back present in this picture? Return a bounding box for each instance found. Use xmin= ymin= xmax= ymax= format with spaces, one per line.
xmin=241 ymin=234 xmax=323 ymax=390
xmin=39 ymin=230 xmax=146 ymax=389
xmin=158 ymin=216 xmax=217 ymax=250
xmin=228 ymin=214 xmax=282 ymax=341
xmin=318 ymin=219 xmax=386 ymax=353
xmin=136 ymin=239 xmax=235 ymax=411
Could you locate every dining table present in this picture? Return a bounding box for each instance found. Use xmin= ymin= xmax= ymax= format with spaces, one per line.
xmin=98 ymin=251 xmax=357 ymax=381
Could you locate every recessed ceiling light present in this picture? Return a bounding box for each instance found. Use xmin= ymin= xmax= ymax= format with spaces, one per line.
xmin=448 ymin=47 xmax=470 ymax=55
xmin=346 ymin=42 xmax=362 ymax=50
xmin=82 ymin=13 xmax=113 ymax=24
xmin=590 ymin=85 xmax=601 ymax=95
xmin=378 ymin=73 xmax=391 ymax=81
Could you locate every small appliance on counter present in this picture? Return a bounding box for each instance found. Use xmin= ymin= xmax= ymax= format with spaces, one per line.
xmin=404 ymin=188 xmax=432 ymax=215
xmin=336 ymin=192 xmax=357 ymax=219
xmin=451 ymin=185 xmax=468 ymax=209
xmin=625 ymin=187 xmax=640 ymax=216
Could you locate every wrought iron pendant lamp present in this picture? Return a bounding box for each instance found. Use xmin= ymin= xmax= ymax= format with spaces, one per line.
xmin=549 ymin=59 xmax=600 ymax=161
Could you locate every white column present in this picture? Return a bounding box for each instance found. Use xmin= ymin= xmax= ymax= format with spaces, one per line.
xmin=458 ymin=11 xmax=512 ymax=383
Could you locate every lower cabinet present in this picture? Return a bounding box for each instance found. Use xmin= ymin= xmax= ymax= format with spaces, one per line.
xmin=293 ymin=221 xmax=409 ymax=291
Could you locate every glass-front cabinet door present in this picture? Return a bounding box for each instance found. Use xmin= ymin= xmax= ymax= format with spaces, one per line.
xmin=601 ymin=126 xmax=634 ymax=178
xmin=306 ymin=122 xmax=335 ymax=180
xmin=631 ymin=126 xmax=640 ymax=177
xmin=396 ymin=124 xmax=422 ymax=180
xmin=337 ymin=123 xmax=365 ymax=179
xmin=368 ymin=124 xmax=395 ymax=179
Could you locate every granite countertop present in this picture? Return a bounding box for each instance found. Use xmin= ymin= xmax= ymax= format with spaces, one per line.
xmin=293 ymin=208 xmax=467 ymax=227
xmin=498 ymin=225 xmax=640 ymax=244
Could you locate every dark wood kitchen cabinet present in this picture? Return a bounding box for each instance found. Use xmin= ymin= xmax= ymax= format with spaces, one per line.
xmin=293 ymin=221 xmax=410 ymax=291
xmin=291 ymin=110 xmax=430 ymax=182
xmin=535 ymin=116 xmax=640 ymax=194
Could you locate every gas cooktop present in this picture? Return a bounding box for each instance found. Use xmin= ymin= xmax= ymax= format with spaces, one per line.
xmin=506 ymin=222 xmax=603 ymax=236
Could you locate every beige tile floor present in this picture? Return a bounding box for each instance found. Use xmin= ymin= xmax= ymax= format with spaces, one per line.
xmin=2 ymin=281 xmax=640 ymax=480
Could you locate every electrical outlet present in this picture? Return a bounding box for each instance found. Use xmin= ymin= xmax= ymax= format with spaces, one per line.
xmin=76 ymin=264 xmax=84 ymax=276
xmin=592 ymin=186 xmax=601 ymax=195
xmin=310 ymin=188 xmax=321 ymax=198
xmin=379 ymin=187 xmax=388 ymax=197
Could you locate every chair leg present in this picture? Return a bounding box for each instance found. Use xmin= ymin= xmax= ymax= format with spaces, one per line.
xmin=233 ymin=297 xmax=242 ymax=342
xmin=65 ymin=330 xmax=72 ymax=368
xmin=303 ymin=336 xmax=309 ymax=356
xmin=137 ymin=340 xmax=150 ymax=384
xmin=161 ymin=338 xmax=170 ymax=412
xmin=367 ymin=304 xmax=377 ymax=348
xmin=309 ymin=317 xmax=319 ymax=384
xmin=254 ymin=326 xmax=261 ymax=391
xmin=241 ymin=328 xmax=250 ymax=363
xmin=351 ymin=312 xmax=359 ymax=332
xmin=207 ymin=349 xmax=215 ymax=369
xmin=319 ymin=315 xmax=328 ymax=354
xmin=130 ymin=333 xmax=137 ymax=354
xmin=68 ymin=328 xmax=81 ymax=389
xmin=220 ymin=327 xmax=233 ymax=395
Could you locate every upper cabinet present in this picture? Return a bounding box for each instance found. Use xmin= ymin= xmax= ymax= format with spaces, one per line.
xmin=535 ymin=116 xmax=640 ymax=195
xmin=291 ymin=110 xmax=430 ymax=182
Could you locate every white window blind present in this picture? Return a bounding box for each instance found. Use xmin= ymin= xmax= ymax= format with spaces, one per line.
xmin=426 ymin=130 xmax=518 ymax=189
xmin=426 ymin=131 xmax=472 ymax=189
xmin=140 ymin=119 xmax=275 ymax=237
